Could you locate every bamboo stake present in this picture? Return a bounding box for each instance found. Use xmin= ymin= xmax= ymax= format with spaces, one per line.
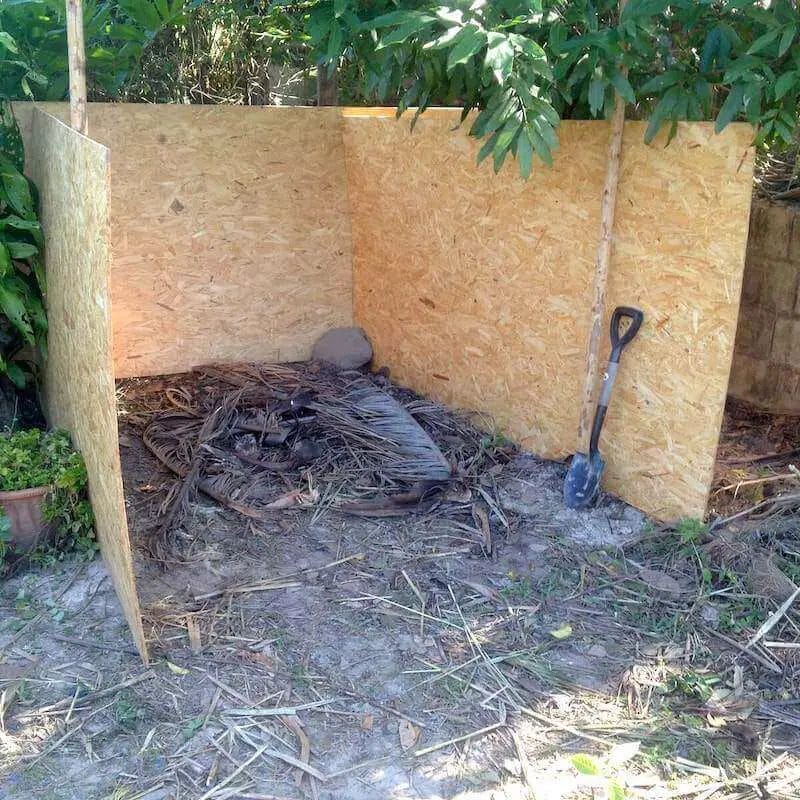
xmin=65 ymin=0 xmax=88 ymax=135
xmin=576 ymin=0 xmax=628 ymax=453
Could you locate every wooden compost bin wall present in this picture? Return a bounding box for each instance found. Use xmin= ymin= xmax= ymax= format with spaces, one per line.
xmin=25 ymin=109 xmax=148 ymax=660
xmin=343 ymin=110 xmax=754 ymax=521
xmin=32 ymin=103 xmax=355 ymax=377
xmin=728 ymin=198 xmax=800 ymax=412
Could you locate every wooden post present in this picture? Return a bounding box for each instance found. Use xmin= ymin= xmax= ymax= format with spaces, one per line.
xmin=66 ymin=0 xmax=88 ymax=135
xmin=316 ymin=65 xmax=338 ymax=107
xmin=576 ymin=0 xmax=628 ymax=453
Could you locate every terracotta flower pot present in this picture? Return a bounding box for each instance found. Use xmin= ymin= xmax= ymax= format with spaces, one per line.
xmin=0 ymin=485 xmax=51 ymax=554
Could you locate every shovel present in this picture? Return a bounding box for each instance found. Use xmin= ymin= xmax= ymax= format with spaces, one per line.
xmin=564 ymin=306 xmax=643 ymax=510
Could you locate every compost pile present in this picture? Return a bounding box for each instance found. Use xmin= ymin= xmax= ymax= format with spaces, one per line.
xmin=120 ymin=361 xmax=515 ymax=544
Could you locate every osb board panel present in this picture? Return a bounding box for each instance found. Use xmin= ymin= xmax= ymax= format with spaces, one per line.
xmin=27 ymin=109 xmax=148 ymax=661
xmin=34 ymin=103 xmax=353 ymax=378
xmin=343 ymin=110 xmax=754 ymax=520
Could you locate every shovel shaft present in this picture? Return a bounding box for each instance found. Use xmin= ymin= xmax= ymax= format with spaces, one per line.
xmin=589 ymin=361 xmax=619 ymax=456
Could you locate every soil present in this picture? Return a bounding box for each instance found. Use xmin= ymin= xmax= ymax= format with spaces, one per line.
xmin=1 ymin=373 xmax=799 ymax=800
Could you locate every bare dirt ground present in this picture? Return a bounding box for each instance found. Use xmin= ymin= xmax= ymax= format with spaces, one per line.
xmin=1 ymin=374 xmax=799 ymax=800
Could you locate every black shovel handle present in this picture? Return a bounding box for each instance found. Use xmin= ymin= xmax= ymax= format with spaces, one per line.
xmin=588 ymin=305 xmax=644 ymax=457
xmin=609 ymin=306 xmax=644 ymax=363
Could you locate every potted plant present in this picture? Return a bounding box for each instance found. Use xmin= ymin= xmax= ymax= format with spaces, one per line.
xmin=0 ymin=428 xmax=96 ymax=564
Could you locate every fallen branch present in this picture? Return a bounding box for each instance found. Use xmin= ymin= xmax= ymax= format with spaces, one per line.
xmin=746 ymin=585 xmax=800 ymax=650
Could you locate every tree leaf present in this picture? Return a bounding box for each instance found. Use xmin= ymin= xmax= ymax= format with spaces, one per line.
xmin=446 ymin=26 xmax=487 ymax=73
xmin=0 ymin=157 xmax=34 ymax=217
xmin=549 ymin=623 xmax=573 ymax=640
xmin=715 ymin=83 xmax=745 ymax=132
xmin=485 ymin=31 xmax=514 ymax=84
xmin=607 ymin=779 xmax=627 ymax=800
xmin=700 ymin=26 xmax=722 ymax=73
xmin=610 ymin=69 xmax=636 ymax=104
xmin=747 ymin=27 xmax=780 ymax=55
xmin=0 ymin=32 xmax=19 ymax=54
xmin=774 ymin=71 xmax=797 ymax=100
xmin=639 ymin=70 xmax=682 ymax=94
xmin=476 ymin=132 xmax=499 ymax=165
xmin=0 ymin=244 xmax=11 ymax=277
xmin=571 ymin=753 xmax=600 ymax=776
xmin=3 ymin=362 xmax=26 ymax=389
xmin=529 ymin=125 xmax=554 ymax=167
xmin=0 ymin=282 xmax=33 ymax=343
xmin=376 ymin=15 xmax=436 ymax=49
xmin=6 ymin=242 xmax=37 ymax=260
xmin=517 ymin=129 xmax=533 ymax=179
xmin=779 ymin=24 xmax=797 ymax=58
xmin=588 ymin=78 xmax=606 ymax=117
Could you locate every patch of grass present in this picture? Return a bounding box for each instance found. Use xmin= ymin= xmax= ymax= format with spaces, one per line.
xmin=500 ymin=575 xmax=534 ymax=602
xmin=289 ymin=664 xmax=311 ymax=688
xmin=15 ymin=679 xmax=32 ymax=703
xmin=676 ymin=518 xmax=708 ymax=544
xmin=114 ymin=693 xmax=143 ymax=730
xmin=181 ymin=716 xmax=204 ymax=740
xmin=536 ymin=567 xmax=581 ymax=599
xmin=718 ymin=603 xmax=766 ymax=634
xmin=666 ymin=670 xmax=720 ymax=702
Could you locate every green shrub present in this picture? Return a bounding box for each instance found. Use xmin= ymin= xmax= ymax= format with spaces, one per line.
xmin=0 ymin=428 xmax=97 ymax=566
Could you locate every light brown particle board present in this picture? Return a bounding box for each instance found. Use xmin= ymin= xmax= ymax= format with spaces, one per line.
xmin=28 ymin=108 xmax=148 ymax=660
xmin=342 ymin=110 xmax=754 ymax=520
xmin=34 ymin=103 xmax=355 ymax=378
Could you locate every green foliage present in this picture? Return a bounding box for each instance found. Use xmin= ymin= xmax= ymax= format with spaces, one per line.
xmin=667 ymin=670 xmax=719 ymax=702
xmin=0 ymin=427 xmax=62 ymax=490
xmin=0 ymin=24 xmax=47 ymax=389
xmin=114 ymin=693 xmax=144 ymax=729
xmin=571 ymin=752 xmax=601 ymax=776
xmin=121 ymin=0 xmax=313 ymax=104
xmin=570 ymin=752 xmax=628 ymax=798
xmin=0 ymin=428 xmax=97 ymax=566
xmin=303 ymin=0 xmax=800 ymax=178
xmin=0 ymin=0 xmax=206 ymax=101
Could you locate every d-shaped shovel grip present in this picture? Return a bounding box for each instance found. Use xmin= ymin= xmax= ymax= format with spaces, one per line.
xmin=609 ymin=306 xmax=644 ymax=363
xmin=588 ymin=306 xmax=644 ymax=457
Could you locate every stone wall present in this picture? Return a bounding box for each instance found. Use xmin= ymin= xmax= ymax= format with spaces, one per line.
xmin=729 ymin=199 xmax=800 ymax=413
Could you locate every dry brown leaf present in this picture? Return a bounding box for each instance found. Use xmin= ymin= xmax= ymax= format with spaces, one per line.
xmin=361 ymin=713 xmax=374 ymax=731
xmin=398 ymin=719 xmax=420 ymax=750
xmin=264 ymin=488 xmax=320 ymax=509
xmin=639 ymin=568 xmax=681 ymax=594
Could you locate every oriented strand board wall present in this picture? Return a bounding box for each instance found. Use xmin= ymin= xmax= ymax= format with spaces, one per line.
xmin=27 ymin=109 xmax=148 ymax=660
xmin=343 ymin=110 xmax=754 ymax=520
xmin=36 ymin=103 xmax=353 ymax=378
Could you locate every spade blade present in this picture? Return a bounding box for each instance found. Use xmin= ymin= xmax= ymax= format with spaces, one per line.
xmin=563 ymin=451 xmax=605 ymax=510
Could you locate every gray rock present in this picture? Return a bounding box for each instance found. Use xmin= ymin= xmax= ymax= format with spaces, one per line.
xmin=312 ymin=326 xmax=373 ymax=370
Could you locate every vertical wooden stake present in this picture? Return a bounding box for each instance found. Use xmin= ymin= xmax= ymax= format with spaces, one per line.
xmin=576 ymin=0 xmax=628 ymax=453
xmin=66 ymin=0 xmax=88 ymax=136
xmin=316 ymin=64 xmax=338 ymax=107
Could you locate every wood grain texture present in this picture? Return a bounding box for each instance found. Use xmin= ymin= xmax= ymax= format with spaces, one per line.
xmin=343 ymin=109 xmax=754 ymax=520
xmin=35 ymin=103 xmax=354 ymax=377
xmin=28 ymin=108 xmax=148 ymax=661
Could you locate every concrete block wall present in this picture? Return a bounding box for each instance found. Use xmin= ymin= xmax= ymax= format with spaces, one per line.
xmin=729 ymin=198 xmax=800 ymax=412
